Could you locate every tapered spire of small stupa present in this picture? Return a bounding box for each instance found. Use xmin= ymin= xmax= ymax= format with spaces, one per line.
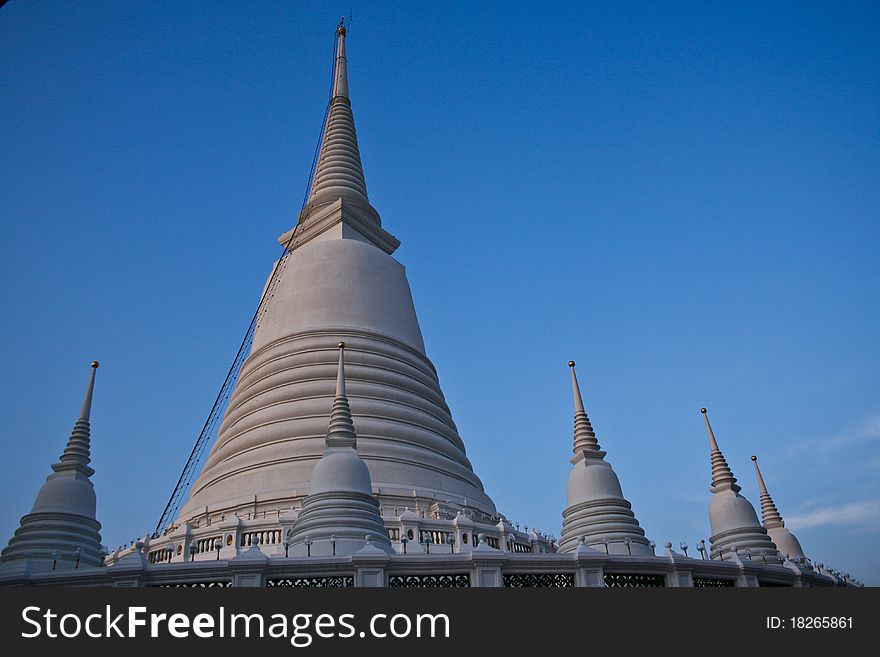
xmin=0 ymin=362 xmax=104 ymax=573
xmin=569 ymin=361 xmax=604 ymax=456
xmin=751 ymin=455 xmax=783 ymax=528
xmin=701 ymin=407 xmax=740 ymax=492
xmin=751 ymin=455 xmax=805 ymax=558
xmin=560 ymin=360 xmax=650 ymax=555
xmin=57 ymin=361 xmax=99 ymax=473
xmin=326 ymin=342 xmax=357 ymax=448
xmin=699 ymin=407 xmax=777 ymax=560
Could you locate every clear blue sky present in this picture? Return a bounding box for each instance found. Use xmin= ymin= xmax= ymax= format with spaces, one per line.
xmin=1 ymin=1 xmax=878 ymax=583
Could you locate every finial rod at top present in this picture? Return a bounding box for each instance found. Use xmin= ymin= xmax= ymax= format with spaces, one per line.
xmin=79 ymin=360 xmax=100 ymax=421
xmin=751 ymin=454 xmax=769 ymax=494
xmin=331 ymin=18 xmax=350 ymax=99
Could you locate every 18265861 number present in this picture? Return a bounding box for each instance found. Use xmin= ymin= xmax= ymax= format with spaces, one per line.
xmin=791 ymin=617 xmax=853 ymax=629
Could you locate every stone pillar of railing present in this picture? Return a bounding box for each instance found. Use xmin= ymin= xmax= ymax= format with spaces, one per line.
xmin=470 ymin=537 xmax=504 ymax=587
xmin=452 ymin=511 xmax=474 ymax=554
xmin=219 ymin=514 xmax=242 ymax=559
xmin=229 ymin=536 xmax=267 ymax=587
xmin=398 ymin=508 xmax=421 ymax=553
xmin=573 ymin=540 xmax=605 ymax=587
xmin=166 ymin=523 xmax=191 ymax=563
xmin=781 ymin=555 xmax=808 ymax=587
xmin=664 ymin=558 xmax=695 ymax=587
xmin=279 ymin=507 xmax=298 ymax=551
xmin=728 ymin=551 xmax=760 ymax=587
xmin=108 ymin=542 xmax=149 ymax=587
xmin=353 ymin=537 xmax=392 ymax=587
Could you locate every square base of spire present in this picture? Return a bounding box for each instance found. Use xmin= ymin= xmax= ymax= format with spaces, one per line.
xmin=278 ymin=198 xmax=400 ymax=255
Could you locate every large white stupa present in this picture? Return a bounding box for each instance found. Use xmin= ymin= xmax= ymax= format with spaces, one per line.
xmin=177 ymin=22 xmax=497 ymax=529
xmin=0 ymin=22 xmax=861 ymax=588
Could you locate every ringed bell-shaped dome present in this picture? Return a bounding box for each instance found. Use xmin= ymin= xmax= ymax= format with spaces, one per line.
xmin=178 ymin=238 xmax=497 ymax=523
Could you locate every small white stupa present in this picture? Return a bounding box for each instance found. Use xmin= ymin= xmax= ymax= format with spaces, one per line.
xmin=751 ymin=455 xmax=805 ymax=559
xmin=288 ymin=342 xmax=393 ymax=556
xmin=701 ymin=407 xmax=777 ymax=560
xmin=0 ymin=362 xmax=104 ymax=573
xmin=559 ymin=361 xmax=651 ymax=555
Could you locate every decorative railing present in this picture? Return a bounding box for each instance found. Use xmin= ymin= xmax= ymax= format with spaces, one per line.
xmin=196 ymin=536 xmax=223 ymax=554
xmin=148 ymin=548 xmax=174 ymax=564
xmin=604 ymin=573 xmax=665 ymax=588
xmin=693 ymin=577 xmax=735 ymax=588
xmin=419 ymin=530 xmax=450 ymax=544
xmin=503 ymin=573 xmax=574 ymax=588
xmin=267 ymin=576 xmax=354 ymax=588
xmin=388 ymin=574 xmax=470 ymax=588
xmin=155 ymin=581 xmax=232 ymax=587
xmin=241 ymin=530 xmax=281 ymax=547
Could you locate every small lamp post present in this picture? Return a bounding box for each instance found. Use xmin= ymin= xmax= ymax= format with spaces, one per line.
xmin=697 ymin=539 xmax=707 ymax=560
xmin=215 ymin=536 xmax=223 ymax=561
xmin=425 ymin=532 xmax=433 ymax=554
xmin=189 ymin=542 xmax=198 ymax=562
xmin=305 ymin=536 xmax=313 ymax=557
xmin=744 ymin=547 xmax=752 ymax=561
xmin=624 ymin=537 xmax=632 ymax=556
xmin=51 ymin=550 xmax=60 ymax=571
xmin=448 ymin=533 xmax=456 ymax=554
xmin=401 ymin=536 xmax=408 ymax=554
xmin=680 ymin=541 xmax=689 ymax=557
xmin=649 ymin=540 xmax=656 ymax=556
xmin=284 ymin=537 xmax=291 ymax=558
xmin=330 ymin=534 xmax=337 ymax=556
xmin=601 ymin=535 xmax=610 ymax=555
xmin=74 ymin=547 xmax=83 ymax=569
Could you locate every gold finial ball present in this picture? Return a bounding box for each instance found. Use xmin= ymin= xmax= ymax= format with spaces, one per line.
xmin=700 ymin=407 xmax=707 ymax=414
xmin=337 ymin=341 xmax=346 ymax=350
xmin=751 ymin=455 xmax=757 ymax=462
xmin=91 ymin=361 xmax=100 ymax=369
xmin=568 ymin=360 xmax=575 ymax=367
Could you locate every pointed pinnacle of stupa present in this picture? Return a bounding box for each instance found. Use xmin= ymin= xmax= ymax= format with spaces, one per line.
xmin=700 ymin=407 xmax=740 ymax=493
xmin=568 ymin=361 xmax=604 ymax=457
xmin=332 ymin=18 xmax=349 ymax=99
xmin=751 ymin=455 xmax=784 ymax=528
xmin=306 ymin=21 xmax=369 ymax=209
xmin=325 ymin=343 xmax=357 ymax=449
xmin=56 ymin=361 xmax=99 ymax=475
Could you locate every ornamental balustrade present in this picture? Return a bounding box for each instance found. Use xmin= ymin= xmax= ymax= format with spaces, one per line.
xmin=268 ymin=576 xmax=354 ymax=588
xmin=603 ymin=573 xmax=666 ymax=588
xmin=503 ymin=573 xmax=574 ymax=587
xmin=693 ymin=577 xmax=735 ymax=588
xmin=388 ymin=574 xmax=470 ymax=588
